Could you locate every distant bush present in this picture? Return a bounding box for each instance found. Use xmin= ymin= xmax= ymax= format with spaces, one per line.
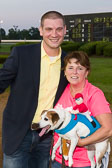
xmin=96 ymin=42 xmax=109 ymax=56
xmin=78 ymin=42 xmax=98 ymax=56
xmin=61 ymin=41 xmax=82 ymax=52
xmin=0 ymin=55 xmax=9 ymax=63
xmin=103 ymin=43 xmax=112 ymax=57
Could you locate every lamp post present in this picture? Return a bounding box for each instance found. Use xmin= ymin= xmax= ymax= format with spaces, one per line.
xmin=0 ymin=20 xmax=3 ymax=47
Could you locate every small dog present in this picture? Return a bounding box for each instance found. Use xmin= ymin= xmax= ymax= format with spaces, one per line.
xmin=32 ymin=108 xmax=110 ymax=168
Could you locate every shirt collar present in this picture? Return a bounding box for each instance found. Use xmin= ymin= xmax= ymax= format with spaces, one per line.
xmin=41 ymin=41 xmax=61 ymax=61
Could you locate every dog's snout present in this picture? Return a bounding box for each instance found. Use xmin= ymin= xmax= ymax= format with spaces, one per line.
xmin=31 ymin=123 xmax=40 ymax=130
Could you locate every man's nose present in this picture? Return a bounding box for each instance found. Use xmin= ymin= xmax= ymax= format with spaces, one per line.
xmin=51 ymin=29 xmax=57 ymax=36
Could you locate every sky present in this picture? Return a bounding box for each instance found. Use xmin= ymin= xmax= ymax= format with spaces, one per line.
xmin=0 ymin=0 xmax=112 ymax=33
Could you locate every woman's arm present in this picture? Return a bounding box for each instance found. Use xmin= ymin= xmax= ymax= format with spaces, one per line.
xmin=77 ymin=113 xmax=112 ymax=147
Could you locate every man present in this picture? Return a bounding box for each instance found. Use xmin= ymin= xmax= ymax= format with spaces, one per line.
xmin=0 ymin=11 xmax=68 ymax=168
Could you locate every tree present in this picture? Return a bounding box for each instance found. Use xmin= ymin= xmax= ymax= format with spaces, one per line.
xmin=7 ymin=26 xmax=20 ymax=40
xmin=0 ymin=28 xmax=6 ymax=40
xmin=28 ymin=27 xmax=41 ymax=40
xmin=3 ymin=26 xmax=42 ymax=40
xmin=19 ymin=29 xmax=30 ymax=40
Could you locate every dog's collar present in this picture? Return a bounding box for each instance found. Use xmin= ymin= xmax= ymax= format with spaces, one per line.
xmin=55 ymin=114 xmax=77 ymax=134
xmin=56 ymin=121 xmax=64 ymax=130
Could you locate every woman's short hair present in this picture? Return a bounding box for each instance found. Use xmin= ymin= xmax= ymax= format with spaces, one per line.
xmin=63 ymin=51 xmax=90 ymax=72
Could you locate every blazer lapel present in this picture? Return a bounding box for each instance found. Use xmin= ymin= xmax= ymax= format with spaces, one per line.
xmin=31 ymin=43 xmax=41 ymax=94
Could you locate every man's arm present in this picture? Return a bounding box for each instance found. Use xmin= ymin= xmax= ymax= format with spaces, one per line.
xmin=0 ymin=47 xmax=18 ymax=93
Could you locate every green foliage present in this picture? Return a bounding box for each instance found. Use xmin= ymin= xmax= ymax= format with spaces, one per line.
xmin=0 ymin=44 xmax=12 ymax=53
xmin=79 ymin=42 xmax=98 ymax=56
xmin=0 ymin=55 xmax=8 ymax=63
xmin=61 ymin=41 xmax=82 ymax=52
xmin=103 ymin=43 xmax=112 ymax=57
xmin=96 ymin=41 xmax=109 ymax=56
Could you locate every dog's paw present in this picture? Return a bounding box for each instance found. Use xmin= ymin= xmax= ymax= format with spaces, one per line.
xmin=68 ymin=158 xmax=73 ymax=167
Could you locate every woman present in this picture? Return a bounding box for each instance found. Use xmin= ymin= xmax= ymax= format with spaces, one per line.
xmin=51 ymin=51 xmax=112 ymax=168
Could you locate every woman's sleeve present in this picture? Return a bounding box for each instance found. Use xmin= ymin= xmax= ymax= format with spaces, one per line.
xmin=88 ymin=89 xmax=111 ymax=116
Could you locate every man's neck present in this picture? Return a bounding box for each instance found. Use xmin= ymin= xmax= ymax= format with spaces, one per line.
xmin=43 ymin=42 xmax=60 ymax=56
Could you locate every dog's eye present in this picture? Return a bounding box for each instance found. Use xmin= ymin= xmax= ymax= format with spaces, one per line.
xmin=44 ymin=118 xmax=48 ymax=121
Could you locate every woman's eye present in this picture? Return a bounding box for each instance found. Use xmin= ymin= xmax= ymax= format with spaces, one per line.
xmin=78 ymin=67 xmax=83 ymax=70
xmin=68 ymin=67 xmax=73 ymax=69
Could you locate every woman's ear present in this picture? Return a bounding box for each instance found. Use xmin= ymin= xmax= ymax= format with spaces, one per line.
xmin=85 ymin=70 xmax=89 ymax=78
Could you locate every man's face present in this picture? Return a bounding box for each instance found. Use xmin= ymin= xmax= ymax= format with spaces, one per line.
xmin=39 ymin=18 xmax=66 ymax=51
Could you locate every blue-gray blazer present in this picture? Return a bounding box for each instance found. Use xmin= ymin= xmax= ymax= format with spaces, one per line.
xmin=0 ymin=43 xmax=68 ymax=154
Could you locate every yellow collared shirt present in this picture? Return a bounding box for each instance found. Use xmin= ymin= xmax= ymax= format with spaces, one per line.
xmin=32 ymin=42 xmax=61 ymax=123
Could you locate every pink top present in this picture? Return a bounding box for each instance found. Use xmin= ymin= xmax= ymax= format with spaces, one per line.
xmin=53 ymin=80 xmax=111 ymax=167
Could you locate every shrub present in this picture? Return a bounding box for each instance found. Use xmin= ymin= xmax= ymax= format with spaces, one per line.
xmin=103 ymin=43 xmax=112 ymax=57
xmin=61 ymin=41 xmax=74 ymax=46
xmin=78 ymin=42 xmax=98 ymax=56
xmin=96 ymin=42 xmax=109 ymax=56
xmin=0 ymin=55 xmax=9 ymax=63
xmin=61 ymin=42 xmax=82 ymax=52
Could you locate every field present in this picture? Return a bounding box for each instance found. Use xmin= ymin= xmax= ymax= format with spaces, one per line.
xmin=89 ymin=57 xmax=112 ymax=105
xmin=0 ymin=44 xmax=112 ymax=167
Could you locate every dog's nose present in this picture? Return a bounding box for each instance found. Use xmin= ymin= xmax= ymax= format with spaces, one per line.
xmin=31 ymin=123 xmax=40 ymax=130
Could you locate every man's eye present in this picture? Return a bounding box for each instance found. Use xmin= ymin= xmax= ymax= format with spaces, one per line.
xmin=46 ymin=28 xmax=52 ymax=31
xmin=44 ymin=118 xmax=48 ymax=121
xmin=57 ymin=27 xmax=63 ymax=32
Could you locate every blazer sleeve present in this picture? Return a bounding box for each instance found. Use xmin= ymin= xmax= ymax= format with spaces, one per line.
xmin=0 ymin=47 xmax=18 ymax=93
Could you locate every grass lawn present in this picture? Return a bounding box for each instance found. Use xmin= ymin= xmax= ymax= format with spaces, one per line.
xmin=88 ymin=57 xmax=112 ymax=105
xmin=0 ymin=44 xmax=12 ymax=53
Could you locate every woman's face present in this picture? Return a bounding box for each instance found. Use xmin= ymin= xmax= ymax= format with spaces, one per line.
xmin=65 ymin=58 xmax=88 ymax=86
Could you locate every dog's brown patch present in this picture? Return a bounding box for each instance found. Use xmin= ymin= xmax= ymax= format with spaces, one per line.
xmin=41 ymin=110 xmax=48 ymax=115
xmin=47 ymin=111 xmax=60 ymax=124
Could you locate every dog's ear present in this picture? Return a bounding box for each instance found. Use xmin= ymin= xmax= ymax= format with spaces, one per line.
xmin=47 ymin=111 xmax=60 ymax=124
xmin=50 ymin=112 xmax=60 ymax=124
xmin=52 ymin=113 xmax=59 ymax=123
xmin=41 ymin=110 xmax=47 ymax=115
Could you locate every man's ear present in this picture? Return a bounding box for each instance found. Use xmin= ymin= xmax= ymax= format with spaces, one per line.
xmin=64 ymin=25 xmax=67 ymax=35
xmin=39 ymin=26 xmax=43 ymax=36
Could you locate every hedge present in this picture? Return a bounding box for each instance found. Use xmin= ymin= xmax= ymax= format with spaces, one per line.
xmin=96 ymin=42 xmax=109 ymax=56
xmin=103 ymin=43 xmax=112 ymax=57
xmin=78 ymin=42 xmax=98 ymax=56
xmin=61 ymin=42 xmax=82 ymax=53
xmin=0 ymin=55 xmax=9 ymax=63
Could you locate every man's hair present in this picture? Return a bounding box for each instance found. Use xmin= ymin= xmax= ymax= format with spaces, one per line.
xmin=40 ymin=11 xmax=65 ymax=27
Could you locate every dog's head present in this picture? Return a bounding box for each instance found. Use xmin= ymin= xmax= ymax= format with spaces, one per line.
xmin=32 ymin=109 xmax=64 ymax=136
